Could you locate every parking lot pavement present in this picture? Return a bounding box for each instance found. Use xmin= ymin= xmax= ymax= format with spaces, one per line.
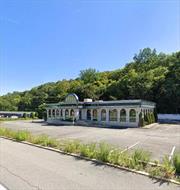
xmin=1 ymin=120 xmax=180 ymax=160
xmin=0 ymin=138 xmax=179 ymax=190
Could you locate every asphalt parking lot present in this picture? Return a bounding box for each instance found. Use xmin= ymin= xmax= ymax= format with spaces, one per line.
xmin=1 ymin=120 xmax=180 ymax=161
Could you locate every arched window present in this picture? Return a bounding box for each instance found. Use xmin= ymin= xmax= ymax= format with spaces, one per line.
xmin=129 ymin=109 xmax=136 ymax=122
xmin=120 ymin=109 xmax=126 ymax=122
xmin=101 ymin=109 xmax=106 ymax=121
xmin=87 ymin=109 xmax=91 ymax=120
xmin=52 ymin=109 xmax=55 ymax=117
xmin=93 ymin=109 xmax=98 ymax=121
xmin=48 ymin=110 xmax=51 ymax=118
xmin=109 ymin=109 xmax=117 ymax=121
xmin=70 ymin=109 xmax=74 ymax=117
xmin=65 ymin=109 xmax=69 ymax=119
xmin=60 ymin=109 xmax=63 ymax=117
xmin=56 ymin=109 xmax=59 ymax=117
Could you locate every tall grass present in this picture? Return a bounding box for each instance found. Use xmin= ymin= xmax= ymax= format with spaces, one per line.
xmin=173 ymin=153 xmax=180 ymax=174
xmin=95 ymin=142 xmax=112 ymax=162
xmin=0 ymin=127 xmax=179 ymax=182
xmin=80 ymin=143 xmax=97 ymax=158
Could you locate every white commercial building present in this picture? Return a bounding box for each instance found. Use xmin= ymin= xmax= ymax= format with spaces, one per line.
xmin=45 ymin=93 xmax=156 ymax=127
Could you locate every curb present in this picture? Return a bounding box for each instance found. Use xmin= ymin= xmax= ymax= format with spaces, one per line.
xmin=0 ymin=136 xmax=180 ymax=186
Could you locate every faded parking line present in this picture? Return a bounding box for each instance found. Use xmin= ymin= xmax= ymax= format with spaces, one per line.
xmin=169 ymin=146 xmax=176 ymax=161
xmin=0 ymin=184 xmax=7 ymax=190
xmin=121 ymin=141 xmax=140 ymax=153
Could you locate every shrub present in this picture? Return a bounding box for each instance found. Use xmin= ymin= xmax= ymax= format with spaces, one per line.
xmin=30 ymin=112 xmax=35 ymax=119
xmin=138 ymin=112 xmax=145 ymax=127
xmin=173 ymin=153 xmax=180 ymax=174
xmin=151 ymin=112 xmax=155 ymax=123
xmin=23 ymin=113 xmax=27 ymax=118
xmin=154 ymin=108 xmax=158 ymax=122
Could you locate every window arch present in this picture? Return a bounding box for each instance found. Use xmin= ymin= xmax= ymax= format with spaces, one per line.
xmin=120 ymin=109 xmax=126 ymax=122
xmin=129 ymin=109 xmax=136 ymax=122
xmin=101 ymin=109 xmax=106 ymax=121
xmin=109 ymin=109 xmax=117 ymax=121
xmin=65 ymin=109 xmax=69 ymax=119
xmin=70 ymin=109 xmax=74 ymax=117
xmin=87 ymin=109 xmax=91 ymax=120
xmin=93 ymin=109 xmax=98 ymax=121
xmin=60 ymin=109 xmax=63 ymax=117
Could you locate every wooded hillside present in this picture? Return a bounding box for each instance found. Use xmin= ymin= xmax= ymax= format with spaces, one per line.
xmin=0 ymin=48 xmax=180 ymax=117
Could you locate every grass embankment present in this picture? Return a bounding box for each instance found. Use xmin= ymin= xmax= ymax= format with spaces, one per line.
xmin=0 ymin=127 xmax=179 ymax=183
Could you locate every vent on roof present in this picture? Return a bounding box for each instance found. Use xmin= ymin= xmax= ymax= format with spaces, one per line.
xmin=83 ymin=98 xmax=92 ymax=102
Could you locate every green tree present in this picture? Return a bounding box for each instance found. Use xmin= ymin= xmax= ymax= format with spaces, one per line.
xmin=79 ymin=68 xmax=99 ymax=84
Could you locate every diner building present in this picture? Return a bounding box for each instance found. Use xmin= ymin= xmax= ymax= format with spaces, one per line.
xmin=45 ymin=93 xmax=156 ymax=127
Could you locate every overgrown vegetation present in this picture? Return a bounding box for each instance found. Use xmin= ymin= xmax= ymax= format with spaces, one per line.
xmin=0 ymin=127 xmax=179 ymax=182
xmin=0 ymin=48 xmax=180 ymax=118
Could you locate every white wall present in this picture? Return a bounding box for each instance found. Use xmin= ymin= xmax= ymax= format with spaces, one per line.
xmin=158 ymin=114 xmax=180 ymax=120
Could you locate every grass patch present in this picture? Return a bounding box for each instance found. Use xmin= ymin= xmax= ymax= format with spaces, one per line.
xmin=80 ymin=143 xmax=97 ymax=158
xmin=0 ymin=127 xmax=179 ymax=183
xmin=173 ymin=153 xmax=180 ymax=174
xmin=95 ymin=142 xmax=112 ymax=162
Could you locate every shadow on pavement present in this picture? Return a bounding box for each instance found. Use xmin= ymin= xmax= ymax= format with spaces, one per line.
xmin=151 ymin=177 xmax=170 ymax=186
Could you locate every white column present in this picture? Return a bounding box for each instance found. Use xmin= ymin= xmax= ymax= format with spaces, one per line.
xmin=59 ymin=108 xmax=61 ymax=119
xmin=136 ymin=108 xmax=140 ymax=124
xmin=83 ymin=109 xmax=87 ymax=120
xmin=75 ymin=109 xmax=79 ymax=120
xmin=106 ymin=108 xmax=109 ymax=122
xmin=97 ymin=109 xmax=101 ymax=122
xmin=117 ymin=109 xmax=120 ymax=122
xmin=91 ymin=109 xmax=93 ymax=121
xmin=55 ymin=109 xmax=57 ymax=119
xmin=63 ymin=109 xmax=65 ymax=120
xmin=126 ymin=108 xmax=129 ymax=123
xmin=50 ymin=109 xmax=53 ymax=120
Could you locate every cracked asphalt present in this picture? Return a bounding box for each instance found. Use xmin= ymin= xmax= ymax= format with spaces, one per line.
xmin=0 ymin=138 xmax=179 ymax=190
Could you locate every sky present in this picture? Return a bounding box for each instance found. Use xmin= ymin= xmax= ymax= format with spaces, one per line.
xmin=0 ymin=0 xmax=179 ymax=95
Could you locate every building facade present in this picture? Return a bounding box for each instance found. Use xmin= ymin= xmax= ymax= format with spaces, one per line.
xmin=45 ymin=93 xmax=156 ymax=127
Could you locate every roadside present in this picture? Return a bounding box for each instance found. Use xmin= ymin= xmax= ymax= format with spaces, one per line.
xmin=0 ymin=138 xmax=179 ymax=190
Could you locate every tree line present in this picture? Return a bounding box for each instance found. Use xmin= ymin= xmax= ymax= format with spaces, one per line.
xmin=0 ymin=48 xmax=179 ymax=118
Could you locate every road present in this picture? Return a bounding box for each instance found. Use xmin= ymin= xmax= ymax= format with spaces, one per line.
xmin=1 ymin=120 xmax=180 ymax=161
xmin=0 ymin=138 xmax=179 ymax=190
